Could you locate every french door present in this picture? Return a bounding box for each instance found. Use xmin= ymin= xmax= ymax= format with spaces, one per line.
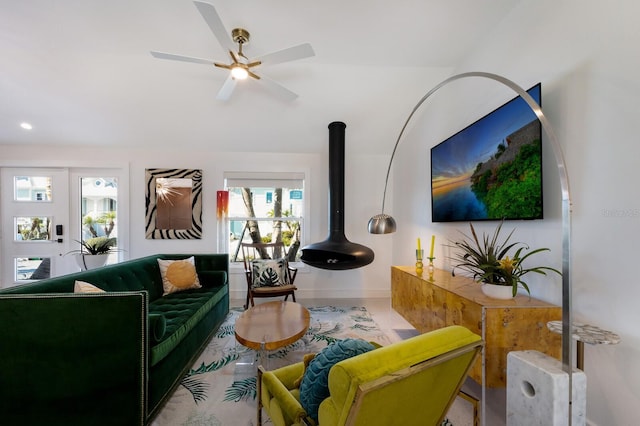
xmin=1 ymin=168 xmax=72 ymax=287
xmin=1 ymin=167 xmax=126 ymax=288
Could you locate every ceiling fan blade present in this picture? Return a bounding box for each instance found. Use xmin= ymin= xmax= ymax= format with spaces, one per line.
xmin=254 ymin=43 xmax=315 ymax=66
xmin=193 ymin=1 xmax=234 ymax=52
xmin=257 ymin=74 xmax=298 ymax=101
xmin=150 ymin=51 xmax=215 ymax=65
xmin=216 ymin=74 xmax=237 ymax=101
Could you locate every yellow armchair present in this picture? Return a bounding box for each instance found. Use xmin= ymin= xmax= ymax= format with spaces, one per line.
xmin=258 ymin=325 xmax=483 ymax=426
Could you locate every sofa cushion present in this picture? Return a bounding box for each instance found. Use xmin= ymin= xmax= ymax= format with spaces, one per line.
xmin=299 ymin=338 xmax=375 ymax=423
xmin=251 ymin=258 xmax=290 ymax=288
xmin=158 ymin=257 xmax=202 ymax=295
xmin=148 ymin=286 xmax=226 ymax=366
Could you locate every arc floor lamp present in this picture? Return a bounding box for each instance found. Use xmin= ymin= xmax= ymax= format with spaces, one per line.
xmin=368 ymin=71 xmax=574 ymax=425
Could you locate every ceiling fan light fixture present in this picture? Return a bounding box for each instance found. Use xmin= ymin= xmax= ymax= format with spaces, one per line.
xmin=150 ymin=3 xmax=315 ymax=100
xmin=231 ymin=65 xmax=249 ymax=80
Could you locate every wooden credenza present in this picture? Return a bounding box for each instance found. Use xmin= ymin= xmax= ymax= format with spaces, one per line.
xmin=391 ymin=265 xmax=561 ymax=388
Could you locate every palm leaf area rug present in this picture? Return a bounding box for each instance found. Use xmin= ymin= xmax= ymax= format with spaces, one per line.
xmin=153 ymin=306 xmax=471 ymax=426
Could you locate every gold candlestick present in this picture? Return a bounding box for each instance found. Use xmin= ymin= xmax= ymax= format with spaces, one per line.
xmin=427 ymin=257 xmax=435 ymax=280
xmin=415 ymin=249 xmax=424 ymax=275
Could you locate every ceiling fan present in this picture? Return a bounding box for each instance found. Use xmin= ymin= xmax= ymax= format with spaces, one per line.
xmin=150 ymin=1 xmax=315 ymax=101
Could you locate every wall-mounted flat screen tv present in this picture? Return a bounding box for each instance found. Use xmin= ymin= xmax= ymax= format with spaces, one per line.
xmin=431 ymin=83 xmax=542 ymax=222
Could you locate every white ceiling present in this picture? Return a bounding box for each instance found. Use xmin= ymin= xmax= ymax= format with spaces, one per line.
xmin=0 ymin=0 xmax=522 ymax=154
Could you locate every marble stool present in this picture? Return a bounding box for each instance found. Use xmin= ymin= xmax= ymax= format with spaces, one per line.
xmin=507 ymin=350 xmax=586 ymax=426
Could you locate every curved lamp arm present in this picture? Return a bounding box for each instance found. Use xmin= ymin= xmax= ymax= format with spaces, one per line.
xmin=368 ymin=71 xmax=573 ymax=424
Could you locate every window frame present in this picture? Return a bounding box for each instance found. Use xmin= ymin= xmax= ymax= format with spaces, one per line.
xmin=224 ymin=171 xmax=308 ymax=267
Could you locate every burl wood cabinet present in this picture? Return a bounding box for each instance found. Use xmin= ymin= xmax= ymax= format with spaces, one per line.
xmin=391 ymin=265 xmax=561 ymax=387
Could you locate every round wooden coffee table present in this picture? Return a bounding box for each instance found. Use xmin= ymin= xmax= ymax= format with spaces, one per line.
xmin=235 ymin=301 xmax=310 ymax=351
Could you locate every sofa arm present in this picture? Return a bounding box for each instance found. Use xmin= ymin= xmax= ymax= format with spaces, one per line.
xmin=0 ymin=292 xmax=148 ymax=426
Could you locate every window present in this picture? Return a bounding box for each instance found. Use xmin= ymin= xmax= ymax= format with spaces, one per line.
xmin=14 ymin=176 xmax=52 ymax=202
xmin=14 ymin=216 xmax=52 ymax=241
xmin=225 ymin=172 xmax=305 ymax=263
xmin=78 ymin=177 xmax=119 ymax=269
xmin=80 ymin=177 xmax=118 ymax=242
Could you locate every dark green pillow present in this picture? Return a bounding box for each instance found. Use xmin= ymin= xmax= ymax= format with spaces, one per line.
xmin=299 ymin=338 xmax=375 ymax=423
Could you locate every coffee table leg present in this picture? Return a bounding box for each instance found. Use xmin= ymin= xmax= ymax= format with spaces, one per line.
xmin=259 ymin=341 xmax=266 ymax=368
xmin=259 ymin=335 xmax=271 ymax=369
xmin=233 ymin=337 xmax=256 ymax=374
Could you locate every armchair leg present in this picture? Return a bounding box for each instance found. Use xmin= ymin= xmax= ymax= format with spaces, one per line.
xmin=257 ymin=366 xmax=264 ymax=426
xmin=459 ymin=390 xmax=479 ymax=426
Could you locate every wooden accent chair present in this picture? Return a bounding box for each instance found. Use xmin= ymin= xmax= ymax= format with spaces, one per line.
xmin=258 ymin=325 xmax=483 ymax=426
xmin=241 ymin=242 xmax=298 ymax=310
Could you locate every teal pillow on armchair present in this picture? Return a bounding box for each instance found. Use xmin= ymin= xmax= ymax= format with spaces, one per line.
xmin=299 ymin=338 xmax=375 ymax=423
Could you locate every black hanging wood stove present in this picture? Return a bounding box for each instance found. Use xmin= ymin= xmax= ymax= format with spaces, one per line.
xmin=300 ymin=122 xmax=375 ymax=270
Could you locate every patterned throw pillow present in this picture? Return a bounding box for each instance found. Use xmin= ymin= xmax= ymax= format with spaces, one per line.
xmin=299 ymin=338 xmax=376 ymax=423
xmin=157 ymin=257 xmax=202 ymax=295
xmin=250 ymin=258 xmax=290 ymax=288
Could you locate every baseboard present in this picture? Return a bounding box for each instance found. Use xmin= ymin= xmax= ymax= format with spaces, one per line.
xmin=228 ymin=288 xmax=391 ymax=301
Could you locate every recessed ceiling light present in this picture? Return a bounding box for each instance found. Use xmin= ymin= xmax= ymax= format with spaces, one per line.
xmin=20 ymin=122 xmax=33 ymax=130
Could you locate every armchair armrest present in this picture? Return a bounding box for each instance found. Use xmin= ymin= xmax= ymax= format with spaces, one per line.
xmin=259 ymin=364 xmax=310 ymax=425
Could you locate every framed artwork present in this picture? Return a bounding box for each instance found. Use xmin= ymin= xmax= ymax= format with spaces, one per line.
xmin=145 ymin=168 xmax=202 ymax=239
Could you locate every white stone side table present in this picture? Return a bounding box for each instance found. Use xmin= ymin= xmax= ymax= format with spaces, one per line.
xmin=546 ymin=321 xmax=620 ymax=370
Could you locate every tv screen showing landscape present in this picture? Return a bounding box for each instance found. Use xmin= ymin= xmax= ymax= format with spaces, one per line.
xmin=431 ymin=83 xmax=542 ymax=222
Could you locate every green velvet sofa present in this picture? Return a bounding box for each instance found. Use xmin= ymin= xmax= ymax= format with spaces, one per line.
xmin=0 ymin=253 xmax=229 ymax=426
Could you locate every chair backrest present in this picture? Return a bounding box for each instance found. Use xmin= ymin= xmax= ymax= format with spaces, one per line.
xmin=320 ymin=325 xmax=483 ymax=426
xmin=241 ymin=242 xmax=287 ymax=269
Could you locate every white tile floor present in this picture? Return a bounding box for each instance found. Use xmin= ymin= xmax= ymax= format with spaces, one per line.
xmin=232 ymin=297 xmax=507 ymax=425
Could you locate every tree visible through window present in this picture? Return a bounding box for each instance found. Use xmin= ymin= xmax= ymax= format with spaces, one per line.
xmin=80 ymin=178 xmax=118 ymax=241
xmin=225 ymin=172 xmax=304 ymax=263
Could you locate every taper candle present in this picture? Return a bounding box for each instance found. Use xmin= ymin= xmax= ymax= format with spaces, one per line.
xmin=429 ymin=235 xmax=435 ymax=258
xmin=417 ymin=238 xmax=421 ymax=252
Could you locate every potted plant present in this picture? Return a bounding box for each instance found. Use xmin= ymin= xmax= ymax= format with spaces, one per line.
xmin=67 ymin=236 xmax=119 ymax=270
xmin=450 ymin=222 xmax=560 ymax=299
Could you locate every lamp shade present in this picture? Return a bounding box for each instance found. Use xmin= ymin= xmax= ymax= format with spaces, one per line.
xmin=367 ymin=213 xmax=396 ymax=234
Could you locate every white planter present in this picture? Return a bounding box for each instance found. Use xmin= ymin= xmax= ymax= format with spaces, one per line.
xmin=74 ymin=253 xmax=109 ymax=271
xmin=481 ymin=282 xmax=515 ymax=299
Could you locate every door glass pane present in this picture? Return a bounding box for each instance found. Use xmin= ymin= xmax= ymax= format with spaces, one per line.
xmin=15 ymin=257 xmax=51 ymax=281
xmin=15 ymin=216 xmax=52 ymax=241
xmin=80 ymin=177 xmax=118 ymax=243
xmin=14 ymin=176 xmax=52 ymax=201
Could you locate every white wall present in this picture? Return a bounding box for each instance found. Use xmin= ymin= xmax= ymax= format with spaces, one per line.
xmin=3 ymin=1 xmax=637 ymax=421
xmin=389 ymin=1 xmax=640 ymax=424
xmin=0 ymin=143 xmax=396 ymax=299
